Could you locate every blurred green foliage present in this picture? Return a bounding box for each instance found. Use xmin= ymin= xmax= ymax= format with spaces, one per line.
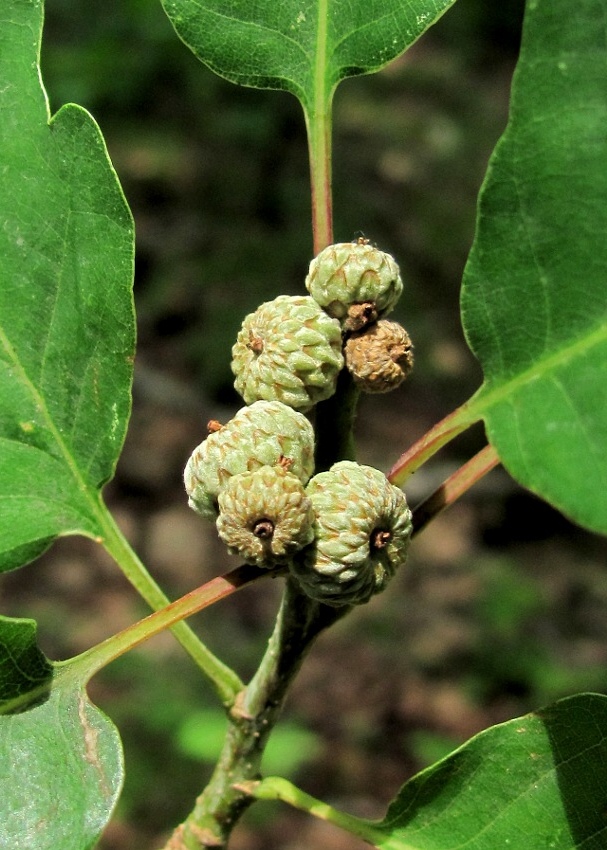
xmin=176 ymin=708 xmax=322 ymax=775
xmin=466 ymin=557 xmax=607 ymax=705
xmin=409 ymin=730 xmax=462 ymax=768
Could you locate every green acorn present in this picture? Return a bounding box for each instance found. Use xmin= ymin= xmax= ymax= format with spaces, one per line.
xmin=305 ymin=239 xmax=403 ymax=332
xmin=184 ymin=400 xmax=315 ymax=520
xmin=217 ymin=466 xmax=315 ymax=567
xmin=344 ymin=320 xmax=414 ymax=393
xmin=231 ymin=295 xmax=343 ymax=411
xmin=290 ymin=461 xmax=412 ymax=606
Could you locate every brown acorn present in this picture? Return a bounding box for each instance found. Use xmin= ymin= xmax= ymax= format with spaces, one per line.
xmin=344 ymin=320 xmax=413 ymax=393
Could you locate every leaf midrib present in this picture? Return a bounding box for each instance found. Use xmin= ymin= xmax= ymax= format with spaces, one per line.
xmin=466 ymin=314 xmax=607 ymax=421
xmin=0 ymin=324 xmax=103 ymax=528
xmin=314 ymin=0 xmax=330 ymax=113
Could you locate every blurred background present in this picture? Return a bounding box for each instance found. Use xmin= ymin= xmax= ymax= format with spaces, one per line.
xmin=2 ymin=0 xmax=607 ymax=847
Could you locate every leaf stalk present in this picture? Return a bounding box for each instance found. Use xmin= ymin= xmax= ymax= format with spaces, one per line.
xmin=66 ymin=562 xmax=266 ymax=685
xmin=305 ymin=0 xmax=333 ymax=253
xmin=97 ymin=504 xmax=244 ymax=705
xmin=387 ymin=402 xmax=478 ymax=487
xmin=411 ymin=444 xmax=501 ymax=536
xmin=243 ymin=775 xmax=388 ymax=846
xmin=306 ymin=100 xmax=333 ymax=253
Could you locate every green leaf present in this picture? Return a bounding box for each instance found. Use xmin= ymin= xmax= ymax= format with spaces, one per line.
xmin=0 ymin=617 xmax=123 ymax=849
xmin=460 ymin=0 xmax=607 ymax=533
xmin=0 ymin=0 xmax=135 ymax=570
xmin=0 ymin=616 xmax=52 ymax=712
xmin=376 ymin=693 xmax=607 ymax=850
xmin=160 ymin=0 xmax=458 ymax=109
xmin=254 ymin=694 xmax=607 ymax=850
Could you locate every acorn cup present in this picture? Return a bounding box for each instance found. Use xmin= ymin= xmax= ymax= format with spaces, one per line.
xmin=290 ymin=461 xmax=413 ymax=606
xmin=231 ymin=294 xmax=343 ymax=412
xmin=216 ymin=466 xmax=315 ymax=568
xmin=344 ymin=319 xmax=414 ymax=393
xmin=184 ymin=400 xmax=315 ymax=520
xmin=305 ymin=239 xmax=403 ymax=332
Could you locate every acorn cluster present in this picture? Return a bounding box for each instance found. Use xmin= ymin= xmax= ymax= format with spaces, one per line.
xmin=185 ymin=240 xmax=414 ymax=606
